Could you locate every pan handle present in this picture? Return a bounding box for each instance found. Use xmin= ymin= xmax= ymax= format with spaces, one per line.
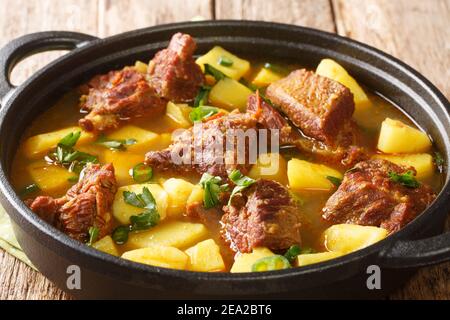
xmin=379 ymin=231 xmax=450 ymax=268
xmin=0 ymin=31 xmax=98 ymax=105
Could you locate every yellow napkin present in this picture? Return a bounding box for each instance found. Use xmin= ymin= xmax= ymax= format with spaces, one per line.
xmin=0 ymin=204 xmax=35 ymax=269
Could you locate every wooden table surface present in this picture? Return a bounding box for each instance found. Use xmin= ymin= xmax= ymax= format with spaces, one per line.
xmin=0 ymin=0 xmax=449 ymax=300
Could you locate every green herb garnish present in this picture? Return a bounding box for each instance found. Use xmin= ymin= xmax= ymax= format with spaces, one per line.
xmin=199 ymin=173 xmax=229 ymax=209
xmin=434 ymin=152 xmax=445 ymax=172
xmin=218 ymin=56 xmax=233 ymax=67
xmin=284 ymin=245 xmax=301 ymax=263
xmin=228 ymin=169 xmax=256 ymax=205
xmin=388 ymin=171 xmax=420 ymax=188
xmin=189 ymin=106 xmax=219 ymax=122
xmin=96 ymin=135 xmax=136 ymax=151
xmin=193 ymin=85 xmax=211 ymax=108
xmin=112 ymin=225 xmax=130 ymax=245
xmin=251 ymin=255 xmax=291 ymax=272
xmin=87 ymin=226 xmax=99 ymax=246
xmin=204 ymin=63 xmax=227 ymax=81
xmin=326 ymin=176 xmax=342 ymax=187
xmin=131 ymin=163 xmax=153 ymax=183
xmin=19 ymin=183 xmax=40 ymax=197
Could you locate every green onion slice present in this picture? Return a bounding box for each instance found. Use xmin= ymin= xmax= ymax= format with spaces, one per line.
xmin=251 ymin=255 xmax=291 ymax=272
xmin=131 ymin=163 xmax=153 ymax=183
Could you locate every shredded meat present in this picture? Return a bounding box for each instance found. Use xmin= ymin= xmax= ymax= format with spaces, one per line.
xmin=221 ymin=179 xmax=302 ymax=253
xmin=26 ymin=164 xmax=117 ymax=242
xmin=322 ymin=159 xmax=436 ymax=233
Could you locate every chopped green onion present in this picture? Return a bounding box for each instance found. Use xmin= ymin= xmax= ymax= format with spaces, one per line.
xmin=204 ymin=63 xmax=227 ymax=81
xmin=96 ymin=135 xmax=137 ymax=151
xmin=112 ymin=225 xmax=130 ymax=245
xmin=58 ymin=131 xmax=81 ymax=148
xmin=193 ymin=85 xmax=211 ymax=108
xmin=228 ymin=169 xmax=256 ymax=205
xmin=218 ymin=56 xmax=233 ymax=67
xmin=388 ymin=170 xmax=420 ymax=188
xmin=284 ymin=245 xmax=301 ymax=263
xmin=87 ymin=226 xmax=99 ymax=246
xmin=189 ymin=106 xmax=219 ymax=122
xmin=199 ymin=173 xmax=229 ymax=209
xmin=251 ymin=255 xmax=291 ymax=272
xmin=131 ymin=163 xmax=153 ymax=183
xmin=326 ymin=176 xmax=342 ymax=187
xmin=19 ymin=183 xmax=40 ymax=197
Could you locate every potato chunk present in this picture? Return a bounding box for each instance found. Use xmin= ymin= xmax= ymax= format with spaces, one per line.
xmin=165 ymin=102 xmax=193 ymax=128
xmin=296 ymin=251 xmax=343 ymax=267
xmin=195 ymin=46 xmax=250 ymax=80
xmin=230 ymin=247 xmax=274 ymax=273
xmin=248 ymin=153 xmax=288 ymax=185
xmin=185 ymin=239 xmax=225 ymax=272
xmin=252 ymin=68 xmax=283 ymax=87
xmin=187 ymin=185 xmax=204 ymax=206
xmin=126 ymin=221 xmax=208 ymax=250
xmin=323 ymin=224 xmax=388 ymax=254
xmin=113 ymin=183 xmax=168 ymax=225
xmin=27 ymin=161 xmax=75 ymax=194
xmin=372 ymin=153 xmax=434 ymax=180
xmin=287 ymin=158 xmax=343 ymax=191
xmin=377 ymin=118 xmax=432 ymax=153
xmin=209 ymin=78 xmax=253 ymax=111
xmin=316 ymin=58 xmax=370 ymax=111
xmin=103 ymin=151 xmax=143 ymax=186
xmin=92 ymin=236 xmax=120 ymax=256
xmin=162 ymin=178 xmax=195 ymax=217
xmin=122 ymin=245 xmax=189 ymax=270
xmin=22 ymin=126 xmax=95 ymax=160
xmin=106 ymin=125 xmax=159 ymax=154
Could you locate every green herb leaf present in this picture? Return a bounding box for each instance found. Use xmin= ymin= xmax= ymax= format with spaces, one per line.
xmin=200 ymin=173 xmax=229 ymax=209
xmin=326 ymin=176 xmax=342 ymax=187
xmin=19 ymin=183 xmax=40 ymax=197
xmin=388 ymin=170 xmax=420 ymax=188
xmin=251 ymin=255 xmax=291 ymax=272
xmin=112 ymin=225 xmax=130 ymax=245
xmin=204 ymin=63 xmax=227 ymax=81
xmin=130 ymin=210 xmax=160 ymax=231
xmin=123 ymin=187 xmax=157 ymax=211
xmin=218 ymin=56 xmax=233 ymax=67
xmin=87 ymin=226 xmax=99 ymax=246
xmin=228 ymin=169 xmax=256 ymax=205
xmin=284 ymin=245 xmax=301 ymax=263
xmin=193 ymin=85 xmax=211 ymax=108
xmin=58 ymin=131 xmax=81 ymax=148
xmin=189 ymin=106 xmax=219 ymax=122
xmin=96 ymin=135 xmax=137 ymax=150
xmin=131 ymin=163 xmax=153 ymax=183
xmin=434 ymin=152 xmax=445 ymax=172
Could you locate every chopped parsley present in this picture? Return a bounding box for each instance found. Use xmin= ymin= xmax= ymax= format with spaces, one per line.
xmin=388 ymin=170 xmax=420 ymax=188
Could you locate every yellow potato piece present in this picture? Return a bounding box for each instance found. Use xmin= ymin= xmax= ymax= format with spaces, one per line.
xmin=287 ymin=158 xmax=343 ymax=191
xmin=112 ymin=183 xmax=168 ymax=225
xmin=248 ymin=153 xmax=288 ymax=185
xmin=106 ymin=125 xmax=159 ymax=154
xmin=126 ymin=221 xmax=208 ymax=250
xmin=377 ymin=118 xmax=432 ymax=153
xmin=166 ymin=102 xmax=193 ymax=128
xmin=209 ymin=78 xmax=253 ymax=111
xmin=92 ymin=236 xmax=120 ymax=257
xmin=230 ymin=247 xmax=274 ymax=273
xmin=196 ymin=46 xmax=250 ymax=80
xmin=103 ymin=150 xmax=143 ymax=186
xmin=122 ymin=245 xmax=189 ymax=270
xmin=185 ymin=239 xmax=225 ymax=272
xmin=296 ymin=251 xmax=343 ymax=267
xmin=316 ymin=58 xmax=371 ymax=111
xmin=134 ymin=60 xmax=148 ymax=74
xmin=22 ymin=126 xmax=95 ymax=160
xmin=162 ymin=178 xmax=195 ymax=217
xmin=252 ymin=68 xmax=283 ymax=87
xmin=187 ymin=185 xmax=204 ymax=206
xmin=323 ymin=224 xmax=388 ymax=254
xmin=372 ymin=153 xmax=434 ymax=180
xmin=27 ymin=161 xmax=75 ymax=194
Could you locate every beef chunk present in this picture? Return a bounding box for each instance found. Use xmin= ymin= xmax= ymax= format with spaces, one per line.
xmin=322 ymin=159 xmax=436 ymax=233
xmin=145 ymin=111 xmax=257 ymax=179
xmin=266 ymin=69 xmax=355 ymax=145
xmin=148 ymin=32 xmax=204 ymax=102
xmin=79 ymin=67 xmax=167 ymax=132
xmin=221 ymin=179 xmax=302 ymax=253
xmin=26 ymin=163 xmax=117 ymax=242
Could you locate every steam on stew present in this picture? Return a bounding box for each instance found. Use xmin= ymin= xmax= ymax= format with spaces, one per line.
xmin=12 ymin=33 xmax=444 ymax=273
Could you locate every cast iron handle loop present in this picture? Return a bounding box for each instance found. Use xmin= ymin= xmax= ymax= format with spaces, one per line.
xmin=379 ymin=231 xmax=450 ymax=268
xmin=0 ymin=31 xmax=98 ymax=105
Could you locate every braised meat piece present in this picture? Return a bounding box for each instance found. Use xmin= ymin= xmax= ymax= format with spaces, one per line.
xmin=266 ymin=69 xmax=355 ymax=145
xmin=322 ymin=159 xmax=436 ymax=233
xmin=221 ymin=179 xmax=302 ymax=253
xmin=79 ymin=67 xmax=167 ymax=132
xmin=145 ymin=111 xmax=257 ymax=179
xmin=26 ymin=163 xmax=117 ymax=242
xmin=148 ymin=32 xmax=204 ymax=102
